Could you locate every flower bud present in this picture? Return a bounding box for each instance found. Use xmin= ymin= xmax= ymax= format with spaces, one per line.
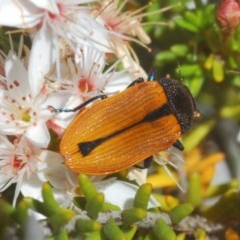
xmin=217 ymin=0 xmax=240 ymax=34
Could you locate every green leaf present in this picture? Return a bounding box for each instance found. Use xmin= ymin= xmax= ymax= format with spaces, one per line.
xmin=103 ymin=219 xmax=126 ymax=240
xmin=185 ymin=11 xmax=201 ymax=29
xmin=205 ymin=179 xmax=240 ymax=198
xmin=13 ymin=198 xmax=33 ymax=225
xmin=187 ymin=173 xmax=202 ymax=207
xmin=102 ymin=202 xmax=121 ymax=211
xmin=86 ymin=193 xmax=104 ymax=220
xmin=133 ymin=183 xmax=152 ymax=210
xmin=76 ymin=219 xmax=102 ymax=234
xmin=42 ymin=182 xmax=61 ymax=216
xmin=0 ymin=199 xmax=14 ymax=216
xmin=49 ymin=208 xmax=74 ymax=234
xmin=169 ymin=203 xmax=194 ymax=224
xmin=175 ymin=17 xmax=199 ymax=32
xmin=153 ymin=218 xmax=176 ymax=240
xmin=122 ymin=208 xmax=147 ymax=227
xmin=73 ymin=196 xmax=87 ymax=209
xmin=220 ymin=104 xmax=240 ymax=118
xmin=183 ymin=119 xmax=216 ymax=152
xmin=85 ymin=231 xmax=102 ymax=240
xmin=180 ymin=64 xmax=201 ymax=77
xmin=55 ymin=229 xmax=68 ymax=240
xmin=213 ymin=57 xmax=224 ymax=82
xmin=122 ymin=226 xmax=137 ymax=240
xmin=155 ymin=51 xmax=176 ymax=64
xmin=12 ymin=198 xmax=33 ymax=239
xmin=184 ymin=77 xmax=204 ymax=97
xmin=170 ymin=44 xmax=188 ymax=57
xmin=78 ymin=174 xmax=98 ymax=201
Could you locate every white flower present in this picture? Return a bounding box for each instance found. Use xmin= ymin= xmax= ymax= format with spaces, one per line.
xmin=95 ymin=0 xmax=151 ymax=48
xmin=0 ymin=52 xmax=66 ymax=147
xmin=94 ymin=0 xmax=177 ymax=78
xmin=0 ymin=134 xmax=78 ymax=208
xmin=95 ymin=0 xmax=151 ymax=77
xmin=71 ymin=46 xmax=132 ymax=96
xmin=0 ymin=135 xmax=41 ymax=206
xmin=50 ymin=45 xmax=132 ymax=129
xmin=0 ymin=0 xmax=111 ymax=96
xmin=21 ymin=150 xmax=78 ymax=209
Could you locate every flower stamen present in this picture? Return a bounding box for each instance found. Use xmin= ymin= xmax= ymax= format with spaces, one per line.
xmin=12 ymin=155 xmax=25 ymax=173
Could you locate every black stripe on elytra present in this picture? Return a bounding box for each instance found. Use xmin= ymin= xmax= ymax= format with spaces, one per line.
xmin=78 ymin=103 xmax=172 ymax=157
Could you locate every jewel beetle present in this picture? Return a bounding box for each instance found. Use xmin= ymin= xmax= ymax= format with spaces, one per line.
xmin=53 ymin=70 xmax=198 ymax=175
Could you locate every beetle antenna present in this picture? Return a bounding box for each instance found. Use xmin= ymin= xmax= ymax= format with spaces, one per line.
xmin=48 ymin=94 xmax=107 ymax=113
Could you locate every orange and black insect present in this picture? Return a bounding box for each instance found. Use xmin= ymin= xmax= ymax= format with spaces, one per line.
xmin=53 ymin=70 xmax=197 ymax=175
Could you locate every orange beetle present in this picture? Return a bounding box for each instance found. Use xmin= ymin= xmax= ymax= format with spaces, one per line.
xmin=53 ymin=71 xmax=197 ymax=175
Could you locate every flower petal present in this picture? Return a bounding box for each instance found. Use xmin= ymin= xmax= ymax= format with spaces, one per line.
xmin=25 ymin=122 xmax=50 ymax=148
xmin=25 ymin=213 xmax=45 ymax=240
xmin=0 ymin=0 xmax=42 ymax=28
xmin=28 ymin=0 xmax=59 ymax=13
xmin=5 ymin=53 xmax=30 ymax=102
xmin=28 ymin=22 xmax=58 ymax=96
xmin=37 ymin=150 xmax=78 ymax=191
xmin=21 ymin=173 xmax=43 ymax=200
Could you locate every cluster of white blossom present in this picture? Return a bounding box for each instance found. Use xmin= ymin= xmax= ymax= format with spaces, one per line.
xmin=0 ymin=0 xmax=157 ymax=207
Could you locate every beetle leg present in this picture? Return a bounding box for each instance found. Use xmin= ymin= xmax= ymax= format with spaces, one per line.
xmin=127 ymin=77 xmax=144 ymax=88
xmin=172 ymin=140 xmax=184 ymax=151
xmin=143 ymin=156 xmax=153 ymax=168
xmin=135 ymin=156 xmax=153 ymax=169
xmin=49 ymin=94 xmax=107 ymax=113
